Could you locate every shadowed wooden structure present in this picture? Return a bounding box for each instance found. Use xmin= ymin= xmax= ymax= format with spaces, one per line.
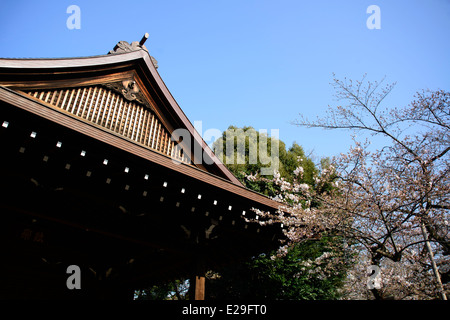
xmin=0 ymin=36 xmax=285 ymax=299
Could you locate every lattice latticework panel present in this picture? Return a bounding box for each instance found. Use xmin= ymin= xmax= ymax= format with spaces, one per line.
xmin=25 ymin=86 xmax=189 ymax=164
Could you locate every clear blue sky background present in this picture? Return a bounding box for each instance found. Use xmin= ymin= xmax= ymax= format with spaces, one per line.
xmin=1 ymin=0 xmax=449 ymax=161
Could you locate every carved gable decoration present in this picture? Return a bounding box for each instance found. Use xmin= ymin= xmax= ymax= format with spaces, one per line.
xmin=103 ymin=80 xmax=152 ymax=110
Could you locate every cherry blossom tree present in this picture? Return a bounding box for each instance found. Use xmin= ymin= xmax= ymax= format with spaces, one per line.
xmin=248 ymin=76 xmax=449 ymax=299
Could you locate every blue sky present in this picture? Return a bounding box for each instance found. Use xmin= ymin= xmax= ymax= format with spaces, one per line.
xmin=1 ymin=0 xmax=449 ymax=161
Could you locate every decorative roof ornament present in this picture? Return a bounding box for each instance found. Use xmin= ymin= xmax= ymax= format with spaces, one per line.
xmin=103 ymin=79 xmax=154 ymax=111
xmin=109 ymin=33 xmax=158 ymax=69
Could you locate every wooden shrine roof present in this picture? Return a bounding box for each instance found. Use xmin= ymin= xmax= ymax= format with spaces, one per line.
xmin=0 ymin=44 xmax=284 ymax=210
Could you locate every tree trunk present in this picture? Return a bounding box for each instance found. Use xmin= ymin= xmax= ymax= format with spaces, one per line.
xmin=421 ymin=223 xmax=447 ymax=300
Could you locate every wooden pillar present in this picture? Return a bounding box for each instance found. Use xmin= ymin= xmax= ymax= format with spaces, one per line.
xmin=189 ymin=273 xmax=206 ymax=300
xmin=189 ymin=211 xmax=206 ymax=301
xmin=194 ymin=275 xmax=205 ymax=300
